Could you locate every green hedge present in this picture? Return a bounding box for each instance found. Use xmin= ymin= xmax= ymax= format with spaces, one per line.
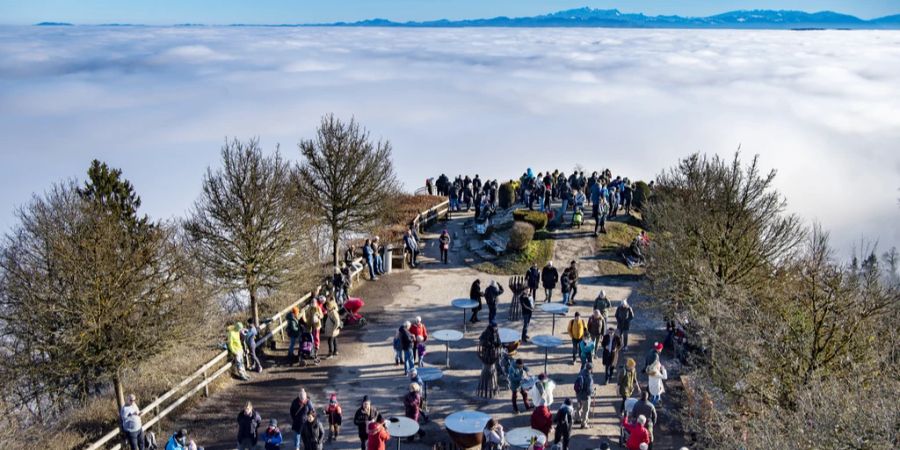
xmin=499 ymin=182 xmax=517 ymax=209
xmin=507 ymin=222 xmax=535 ymax=251
xmin=633 ymin=180 xmax=652 ymax=209
xmin=513 ymin=209 xmax=549 ymax=230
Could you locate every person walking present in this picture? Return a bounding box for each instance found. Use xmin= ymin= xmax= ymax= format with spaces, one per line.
xmin=403 ymin=229 xmax=419 ymax=268
xmin=530 ymin=403 xmax=553 ymax=439
xmin=469 ymin=279 xmax=484 ymax=323
xmin=560 ymin=270 xmax=572 ymax=306
xmin=353 ymin=397 xmax=378 ymax=450
xmin=631 ymin=391 xmax=657 ymax=449
xmin=409 ymin=316 xmax=429 ymax=366
xmin=303 ymin=297 xmax=325 ymax=357
xmin=290 ymin=390 xmax=314 ymax=450
xmin=574 ymin=363 xmax=594 ymax=428
xmin=529 ymin=373 xmax=556 ymax=407
xmin=398 ymin=321 xmax=415 ymax=374
xmin=593 ymin=291 xmax=612 ymax=323
xmin=263 ymin=419 xmax=284 ymax=450
xmin=519 ymin=291 xmax=534 ymax=342
xmin=615 ymin=299 xmax=635 ymax=350
xmin=621 ymin=415 xmax=651 ymax=450
xmin=601 ymin=328 xmax=622 ymax=384
xmin=578 ymin=334 xmax=595 ymax=369
xmin=525 ymin=263 xmax=540 ymax=300
xmin=484 ymin=280 xmax=505 ymax=324
xmin=643 ymin=342 xmax=663 ymax=376
xmin=325 ymin=393 xmax=343 ymax=441
xmin=366 ymin=415 xmax=390 ymax=450
xmin=587 ymin=310 xmax=605 ymax=358
xmin=120 ymin=394 xmax=144 ymax=450
xmin=237 ymin=401 xmax=262 ymax=450
xmin=300 ymin=410 xmax=325 ymax=450
xmin=647 ymin=362 xmax=668 ymax=405
xmin=541 ymin=262 xmax=559 ymax=303
xmin=322 ymin=298 xmax=343 ymax=359
xmin=508 ymin=358 xmax=534 ymax=414
xmin=618 ymin=358 xmax=642 ymax=414
xmin=552 ymin=399 xmax=574 ymax=450
xmin=439 ymin=229 xmax=451 ymax=264
xmin=566 ymin=311 xmax=587 ymax=365
xmin=564 ymin=261 xmax=579 ymax=304
xmin=403 ymin=383 xmax=426 ymax=441
xmin=286 ymin=307 xmax=303 ymax=364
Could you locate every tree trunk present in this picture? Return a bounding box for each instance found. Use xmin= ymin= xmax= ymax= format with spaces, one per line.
xmin=113 ymin=369 xmax=125 ymax=411
xmin=332 ymin=237 xmax=339 ymax=269
xmin=250 ymin=286 xmax=260 ymax=332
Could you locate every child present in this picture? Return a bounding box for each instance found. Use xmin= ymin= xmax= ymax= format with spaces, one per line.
xmin=325 ymin=393 xmax=343 ymax=441
xmin=415 ymin=339 xmax=427 ymax=368
xmin=263 ymin=419 xmax=283 ymax=450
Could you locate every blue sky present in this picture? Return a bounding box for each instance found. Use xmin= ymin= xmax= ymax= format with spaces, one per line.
xmin=1 ymin=0 xmax=898 ymax=24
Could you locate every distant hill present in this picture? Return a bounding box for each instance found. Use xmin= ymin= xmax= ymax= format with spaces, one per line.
xmin=35 ymin=22 xmax=73 ymax=26
xmin=319 ymin=8 xmax=900 ymax=30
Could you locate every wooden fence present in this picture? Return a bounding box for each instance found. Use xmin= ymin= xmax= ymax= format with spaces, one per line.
xmin=86 ymin=200 xmax=448 ymax=450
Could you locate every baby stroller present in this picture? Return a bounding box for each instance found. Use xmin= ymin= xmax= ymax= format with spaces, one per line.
xmin=299 ymin=330 xmax=320 ymax=366
xmin=341 ymin=297 xmax=367 ymax=327
xmin=572 ymin=209 xmax=584 ymax=228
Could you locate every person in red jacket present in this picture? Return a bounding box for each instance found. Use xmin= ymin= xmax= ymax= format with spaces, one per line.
xmin=366 ymin=415 xmax=390 ymax=450
xmin=530 ymin=404 xmax=553 ymax=439
xmin=409 ymin=316 xmax=429 ymax=366
xmin=621 ymin=414 xmax=650 ymax=450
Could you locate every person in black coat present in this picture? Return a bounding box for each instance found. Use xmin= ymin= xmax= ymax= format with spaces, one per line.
xmin=290 ymin=390 xmax=314 ymax=450
xmin=237 ymin=401 xmax=262 ymax=450
xmin=519 ymin=291 xmax=534 ymax=342
xmin=469 ymin=279 xmax=484 ymax=323
xmin=353 ymin=396 xmax=379 ymax=450
xmin=525 ymin=263 xmax=540 ymax=300
xmin=484 ymin=280 xmax=505 ymax=324
xmin=398 ymin=321 xmax=415 ymax=374
xmin=300 ymin=410 xmax=325 ymax=450
xmin=541 ymin=262 xmax=559 ymax=303
xmin=553 ymin=399 xmax=574 ymax=450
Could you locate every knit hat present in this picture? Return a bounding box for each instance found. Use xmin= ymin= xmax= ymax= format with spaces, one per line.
xmin=626 ymin=358 xmax=636 ymax=369
xmin=654 ymin=342 xmax=664 ymax=352
xmin=269 ymin=418 xmax=278 ymax=427
xmin=362 ymin=395 xmax=370 ymax=404
xmin=329 ymin=393 xmax=337 ymax=404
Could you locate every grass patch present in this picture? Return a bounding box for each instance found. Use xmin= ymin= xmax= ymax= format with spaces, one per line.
xmin=595 ymin=218 xmax=648 ymax=277
xmin=474 ymin=239 xmax=555 ymax=275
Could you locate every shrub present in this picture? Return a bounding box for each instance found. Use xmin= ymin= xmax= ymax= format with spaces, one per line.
xmin=513 ymin=209 xmax=549 ymax=230
xmin=534 ymin=229 xmax=552 ymax=241
xmin=632 ymin=180 xmax=652 ymax=209
xmin=499 ymin=182 xmax=517 ymax=209
xmin=507 ymin=222 xmax=535 ymax=251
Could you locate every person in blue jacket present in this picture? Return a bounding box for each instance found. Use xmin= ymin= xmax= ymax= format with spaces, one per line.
xmin=263 ymin=419 xmax=284 ymax=450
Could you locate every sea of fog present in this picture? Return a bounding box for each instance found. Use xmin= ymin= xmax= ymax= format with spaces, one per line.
xmin=0 ymin=26 xmax=898 ymax=257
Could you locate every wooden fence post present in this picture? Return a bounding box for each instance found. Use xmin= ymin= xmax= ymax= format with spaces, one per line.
xmin=202 ymin=370 xmax=209 ymax=397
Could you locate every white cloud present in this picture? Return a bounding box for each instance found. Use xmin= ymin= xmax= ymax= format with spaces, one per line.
xmin=0 ymin=26 xmax=898 ymax=256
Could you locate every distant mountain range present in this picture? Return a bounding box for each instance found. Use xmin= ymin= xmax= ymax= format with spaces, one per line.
xmin=35 ymin=8 xmax=900 ymax=30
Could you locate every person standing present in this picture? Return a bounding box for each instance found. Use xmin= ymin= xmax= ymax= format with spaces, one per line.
xmin=560 ymin=270 xmax=572 ymax=306
xmin=587 ymin=310 xmax=605 ymax=358
xmin=362 ymin=239 xmax=377 ymax=281
xmin=552 ymin=399 xmax=574 ymax=450
xmin=322 ymin=298 xmax=343 ymax=358
xmin=244 ymin=319 xmax=262 ymax=373
xmin=439 ymin=229 xmax=451 ymax=264
xmin=409 ymin=316 xmax=429 ymax=366
xmin=530 ymin=403 xmax=553 ymax=439
xmin=615 ymin=299 xmax=635 ymax=350
xmin=529 ymin=373 xmax=556 ymax=407
xmin=263 ymin=419 xmax=284 ymax=450
xmin=643 ymin=342 xmax=663 ymax=376
xmin=372 ymin=236 xmax=385 ymax=276
xmin=574 ymin=364 xmax=594 ymax=428
xmin=353 ymin=396 xmax=378 ymax=450
xmin=483 ymin=419 xmax=506 ymax=450
xmin=484 ymin=280 xmax=505 ymax=324
xmin=469 ymin=279 xmax=484 ymax=323
xmin=631 ymin=391 xmax=657 ymax=448
xmin=593 ymin=197 xmax=609 ymax=236
xmin=286 ymin=307 xmax=303 ymax=364
xmin=647 ymin=362 xmax=668 ymax=405
xmin=593 ymin=291 xmax=612 ymax=323
xmin=227 ymin=322 xmax=250 ymax=381
xmin=404 ymin=229 xmax=419 ymax=268
xmin=366 ymin=415 xmax=390 ymax=450
xmin=519 ymin=291 xmax=534 ymax=342
xmin=325 ymin=393 xmax=343 ymax=441
xmin=300 ymin=410 xmax=325 ymax=450
xmin=601 ymin=328 xmax=622 ymax=384
xmin=566 ymin=311 xmax=587 ymax=365
xmin=290 ymin=390 xmax=314 ymax=450
xmin=618 ymin=358 xmax=642 ymax=413
xmin=525 ymin=263 xmax=540 ymax=300
xmin=565 ymin=261 xmax=579 ymax=304
xmin=508 ymin=358 xmax=534 ymax=414
xmin=237 ymin=401 xmax=262 ymax=450
xmin=403 ymin=384 xmax=426 ymax=441
xmin=398 ymin=321 xmax=415 ymax=374
xmin=303 ymin=297 xmax=325 ymax=357
xmin=541 ymin=262 xmax=559 ymax=303
xmin=120 ymin=394 xmax=144 ymax=450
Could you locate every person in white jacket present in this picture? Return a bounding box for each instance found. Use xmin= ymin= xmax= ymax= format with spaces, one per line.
xmin=647 ymin=362 xmax=668 ymax=405
xmin=529 ymin=373 xmax=556 ymax=407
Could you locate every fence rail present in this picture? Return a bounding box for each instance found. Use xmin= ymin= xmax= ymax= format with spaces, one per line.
xmin=86 ymin=199 xmax=447 ymax=450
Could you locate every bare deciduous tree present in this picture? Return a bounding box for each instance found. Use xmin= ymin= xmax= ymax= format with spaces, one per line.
xmin=294 ymin=115 xmax=401 ymax=268
xmin=185 ymin=138 xmax=301 ymax=327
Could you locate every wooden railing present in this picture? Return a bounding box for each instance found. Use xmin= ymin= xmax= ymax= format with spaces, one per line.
xmin=85 ymin=259 xmax=365 ymax=450
xmin=85 ymin=199 xmax=449 ymax=450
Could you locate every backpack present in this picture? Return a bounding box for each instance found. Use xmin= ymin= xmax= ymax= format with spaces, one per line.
xmin=617 ymin=371 xmax=634 ymax=397
xmin=573 ymin=374 xmax=584 ymax=394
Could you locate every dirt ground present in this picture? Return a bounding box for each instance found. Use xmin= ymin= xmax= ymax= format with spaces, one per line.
xmin=174 ymin=206 xmax=685 ymax=450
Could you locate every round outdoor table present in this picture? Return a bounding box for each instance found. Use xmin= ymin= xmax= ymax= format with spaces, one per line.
xmin=498 ymin=327 xmax=520 ymax=344
xmin=386 ymin=416 xmax=420 ymax=450
xmin=432 ymin=329 xmax=464 ymax=368
xmin=539 ymin=303 xmax=568 ymax=334
xmin=417 ymin=367 xmax=443 ymax=400
xmin=530 ymin=335 xmax=563 ymax=374
xmin=506 ymin=427 xmax=547 ymax=449
xmin=445 ymin=410 xmax=491 ymax=450
xmin=451 ymin=298 xmax=479 ymax=333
